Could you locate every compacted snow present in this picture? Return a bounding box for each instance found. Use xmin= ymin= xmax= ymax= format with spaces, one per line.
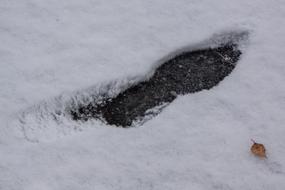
xmin=1 ymin=0 xmax=285 ymax=189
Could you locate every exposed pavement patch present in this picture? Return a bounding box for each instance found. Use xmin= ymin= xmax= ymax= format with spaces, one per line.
xmin=70 ymin=43 xmax=242 ymax=127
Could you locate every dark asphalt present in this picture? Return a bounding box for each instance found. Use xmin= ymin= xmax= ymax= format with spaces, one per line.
xmin=70 ymin=43 xmax=241 ymax=127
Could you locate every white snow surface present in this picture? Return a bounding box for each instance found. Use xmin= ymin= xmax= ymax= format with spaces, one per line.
xmin=1 ymin=0 xmax=285 ymax=189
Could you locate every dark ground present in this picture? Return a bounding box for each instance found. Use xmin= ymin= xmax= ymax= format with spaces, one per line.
xmin=70 ymin=43 xmax=241 ymax=127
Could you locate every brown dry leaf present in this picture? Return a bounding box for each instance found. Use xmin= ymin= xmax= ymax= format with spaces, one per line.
xmin=250 ymin=139 xmax=266 ymax=158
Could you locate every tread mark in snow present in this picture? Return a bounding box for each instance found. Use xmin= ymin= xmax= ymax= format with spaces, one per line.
xmin=70 ymin=43 xmax=242 ymax=127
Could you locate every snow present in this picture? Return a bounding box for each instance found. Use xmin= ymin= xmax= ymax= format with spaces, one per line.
xmin=0 ymin=0 xmax=285 ymax=189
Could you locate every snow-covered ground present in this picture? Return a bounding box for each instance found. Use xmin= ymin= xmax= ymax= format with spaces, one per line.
xmin=1 ymin=0 xmax=285 ymax=189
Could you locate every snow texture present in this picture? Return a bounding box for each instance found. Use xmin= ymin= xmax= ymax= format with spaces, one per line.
xmin=0 ymin=0 xmax=285 ymax=189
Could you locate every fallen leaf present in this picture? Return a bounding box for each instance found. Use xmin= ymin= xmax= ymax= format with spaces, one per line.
xmin=251 ymin=139 xmax=266 ymax=158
